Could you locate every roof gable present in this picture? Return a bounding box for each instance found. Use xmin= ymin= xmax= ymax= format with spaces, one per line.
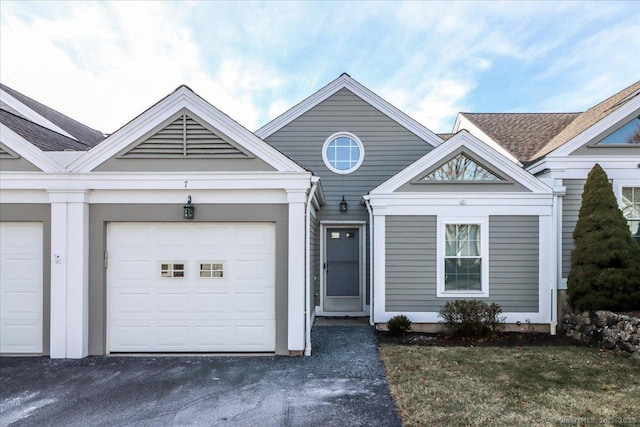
xmin=255 ymin=74 xmax=442 ymax=147
xmin=532 ymin=80 xmax=640 ymax=160
xmin=371 ymin=130 xmax=551 ymax=195
xmin=68 ymin=86 xmax=307 ymax=173
xmin=118 ymin=109 xmax=254 ymax=159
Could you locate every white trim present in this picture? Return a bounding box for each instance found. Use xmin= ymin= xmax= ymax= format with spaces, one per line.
xmin=371 ymin=131 xmax=551 ymax=195
xmin=547 ymin=99 xmax=640 ymax=158
xmin=321 ymin=132 xmax=365 ymax=174
xmin=287 ymin=190 xmax=306 ymax=352
xmin=0 ymin=89 xmax=77 ymax=140
xmin=67 ymin=86 xmax=306 ymax=173
xmin=436 ymin=217 xmax=489 ymax=298
xmin=319 ymin=222 xmax=367 ymax=316
xmin=0 ymin=124 xmax=65 ymax=173
xmin=255 ymin=74 xmax=442 ymax=147
xmin=373 ymin=214 xmax=386 ymax=323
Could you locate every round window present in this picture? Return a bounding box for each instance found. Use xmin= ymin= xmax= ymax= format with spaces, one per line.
xmin=321 ymin=132 xmax=365 ymax=174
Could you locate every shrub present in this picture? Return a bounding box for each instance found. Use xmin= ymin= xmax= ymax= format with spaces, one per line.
xmin=568 ymin=164 xmax=640 ymax=311
xmin=438 ymin=300 xmax=505 ymax=338
xmin=387 ymin=315 xmax=412 ymax=336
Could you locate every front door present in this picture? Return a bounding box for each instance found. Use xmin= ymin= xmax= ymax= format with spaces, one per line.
xmin=324 ymin=227 xmax=362 ymax=313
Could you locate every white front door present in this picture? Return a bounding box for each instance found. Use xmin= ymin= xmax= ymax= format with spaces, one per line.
xmin=0 ymin=222 xmax=43 ymax=354
xmin=107 ymin=222 xmax=276 ymax=352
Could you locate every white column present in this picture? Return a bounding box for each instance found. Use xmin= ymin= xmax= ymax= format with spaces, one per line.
xmin=48 ymin=190 xmax=90 ymax=358
xmin=49 ymin=199 xmax=68 ymax=358
xmin=287 ymin=190 xmax=306 ymax=353
xmin=372 ymin=209 xmax=386 ymax=323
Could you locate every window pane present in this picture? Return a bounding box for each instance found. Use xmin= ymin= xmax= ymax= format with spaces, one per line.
xmin=444 ymin=258 xmax=481 ymax=291
xmin=423 ymin=153 xmax=501 ymax=181
xmin=445 ymin=224 xmax=481 ymax=256
xmin=598 ymin=118 xmax=640 ymax=144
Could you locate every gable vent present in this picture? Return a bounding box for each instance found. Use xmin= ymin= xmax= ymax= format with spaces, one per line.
xmin=122 ymin=114 xmax=251 ymax=158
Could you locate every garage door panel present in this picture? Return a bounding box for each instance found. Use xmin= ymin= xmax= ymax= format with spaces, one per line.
xmin=1 ymin=290 xmax=42 ymax=318
xmin=156 ymin=293 xmax=189 ymax=313
xmin=1 ymin=322 xmax=42 ymax=352
xmin=195 ymin=292 xmax=230 ymax=313
xmin=108 ymin=222 xmax=276 ymax=353
xmin=1 ymin=222 xmax=43 ymax=354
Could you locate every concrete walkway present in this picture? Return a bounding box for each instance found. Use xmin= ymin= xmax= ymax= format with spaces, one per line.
xmin=0 ymin=325 xmax=401 ymax=427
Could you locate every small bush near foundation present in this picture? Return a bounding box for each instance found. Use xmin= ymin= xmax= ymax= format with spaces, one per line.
xmin=387 ymin=315 xmax=412 ymax=336
xmin=439 ymin=300 xmax=505 ymax=338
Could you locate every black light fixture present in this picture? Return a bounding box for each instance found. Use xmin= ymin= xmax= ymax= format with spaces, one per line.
xmin=340 ymin=196 xmax=348 ymax=213
xmin=183 ymin=195 xmax=195 ymax=220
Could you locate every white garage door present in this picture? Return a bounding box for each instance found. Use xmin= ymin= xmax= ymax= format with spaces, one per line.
xmin=0 ymin=222 xmax=43 ymax=354
xmin=107 ymin=222 xmax=276 ymax=352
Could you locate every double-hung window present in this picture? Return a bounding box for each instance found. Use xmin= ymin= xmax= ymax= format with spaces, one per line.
xmin=437 ymin=218 xmax=489 ymax=297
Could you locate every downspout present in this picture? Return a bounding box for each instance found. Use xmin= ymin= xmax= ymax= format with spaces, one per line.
xmin=550 ymin=185 xmax=566 ymax=335
xmin=363 ymin=195 xmax=374 ymax=326
xmin=304 ymin=177 xmax=319 ymax=356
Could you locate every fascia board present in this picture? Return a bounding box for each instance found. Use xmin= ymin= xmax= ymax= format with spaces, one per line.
xmin=68 ymin=87 xmax=305 ymax=173
xmin=255 ymin=75 xmax=442 ymax=147
xmin=371 ymin=131 xmax=550 ymax=195
xmin=0 ymin=171 xmax=313 ymax=191
xmin=0 ymin=89 xmax=77 ymax=140
xmin=0 ymin=124 xmax=64 ymax=172
xmin=552 ymin=97 xmax=640 ymax=157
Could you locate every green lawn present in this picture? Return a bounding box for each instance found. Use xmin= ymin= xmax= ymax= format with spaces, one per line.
xmin=380 ymin=345 xmax=640 ymax=427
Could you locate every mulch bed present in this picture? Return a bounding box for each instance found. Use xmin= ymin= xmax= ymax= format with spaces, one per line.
xmin=376 ymin=330 xmax=586 ymax=347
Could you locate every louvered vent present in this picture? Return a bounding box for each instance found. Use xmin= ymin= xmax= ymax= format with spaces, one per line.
xmin=122 ymin=114 xmax=250 ymax=158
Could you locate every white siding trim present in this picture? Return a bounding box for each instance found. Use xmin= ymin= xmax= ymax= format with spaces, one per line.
xmin=371 ymin=131 xmax=551 ymax=195
xmin=0 ymin=124 xmax=65 ymax=173
xmin=287 ymin=190 xmax=306 ymax=352
xmin=373 ymin=213 xmax=386 ymax=323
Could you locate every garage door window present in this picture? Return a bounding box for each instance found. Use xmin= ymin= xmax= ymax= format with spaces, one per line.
xmin=200 ymin=262 xmax=225 ymax=278
xmin=160 ymin=263 xmax=185 ymax=278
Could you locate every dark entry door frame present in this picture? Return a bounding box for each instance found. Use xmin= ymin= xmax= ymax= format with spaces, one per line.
xmin=319 ymin=222 xmax=366 ymax=316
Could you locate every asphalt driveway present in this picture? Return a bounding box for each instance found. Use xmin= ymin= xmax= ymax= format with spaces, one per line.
xmin=0 ymin=325 xmax=401 ymax=427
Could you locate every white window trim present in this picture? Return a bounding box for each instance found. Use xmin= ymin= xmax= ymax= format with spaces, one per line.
xmin=436 ymin=216 xmax=489 ymax=298
xmin=321 ymin=131 xmax=365 ymax=175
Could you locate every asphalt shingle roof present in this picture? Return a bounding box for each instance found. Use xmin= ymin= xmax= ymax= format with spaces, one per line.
xmin=0 ymin=83 xmax=105 ymax=146
xmin=1 ymin=109 xmax=92 ymax=151
xmin=460 ymin=112 xmax=581 ymax=163
xmin=531 ymin=80 xmax=640 ymax=161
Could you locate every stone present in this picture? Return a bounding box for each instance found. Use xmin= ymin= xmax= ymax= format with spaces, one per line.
xmin=631 ymin=352 xmax=640 ymax=361
xmin=603 ymin=337 xmax=617 ymax=349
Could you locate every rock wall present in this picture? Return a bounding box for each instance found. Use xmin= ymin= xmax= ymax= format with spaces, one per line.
xmin=562 ymin=310 xmax=640 ymax=359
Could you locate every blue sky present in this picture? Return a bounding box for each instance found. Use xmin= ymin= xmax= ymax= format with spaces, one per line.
xmin=1 ymin=1 xmax=638 ymax=134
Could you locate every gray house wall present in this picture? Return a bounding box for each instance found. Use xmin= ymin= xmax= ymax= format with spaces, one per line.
xmin=88 ymin=204 xmax=289 ymax=356
xmin=0 ymin=204 xmax=51 ymax=355
xmin=385 ymin=215 xmax=539 ymax=313
xmin=265 ymin=88 xmax=435 ymax=308
xmin=562 ymin=179 xmax=586 ymax=277
xmin=310 ymin=212 xmax=320 ymax=309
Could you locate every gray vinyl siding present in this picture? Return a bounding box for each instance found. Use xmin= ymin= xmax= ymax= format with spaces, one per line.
xmin=266 ymin=89 xmax=434 ymax=306
xmin=385 ymin=215 xmax=539 ymax=313
xmin=385 ymin=216 xmax=437 ymax=311
xmin=265 ymin=88 xmax=434 ymax=222
xmin=562 ymin=180 xmax=586 ymax=277
xmin=310 ymin=212 xmax=320 ymax=309
xmin=488 ymin=216 xmax=539 ymax=312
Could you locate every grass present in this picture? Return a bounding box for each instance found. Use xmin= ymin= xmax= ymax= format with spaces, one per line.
xmin=380 ymin=345 xmax=640 ymax=427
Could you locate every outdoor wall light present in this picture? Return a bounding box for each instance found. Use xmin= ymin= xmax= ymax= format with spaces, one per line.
xmin=340 ymin=196 xmax=348 ymax=213
xmin=183 ymin=195 xmax=195 ymax=220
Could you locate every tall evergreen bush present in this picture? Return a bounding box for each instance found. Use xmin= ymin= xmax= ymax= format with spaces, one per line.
xmin=567 ymin=164 xmax=640 ymax=311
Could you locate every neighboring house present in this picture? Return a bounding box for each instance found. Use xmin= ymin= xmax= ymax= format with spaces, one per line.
xmin=0 ymin=75 xmax=638 ymax=358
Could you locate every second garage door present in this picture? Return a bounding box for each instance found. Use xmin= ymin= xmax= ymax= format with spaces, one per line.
xmin=107 ymin=222 xmax=276 ymax=353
